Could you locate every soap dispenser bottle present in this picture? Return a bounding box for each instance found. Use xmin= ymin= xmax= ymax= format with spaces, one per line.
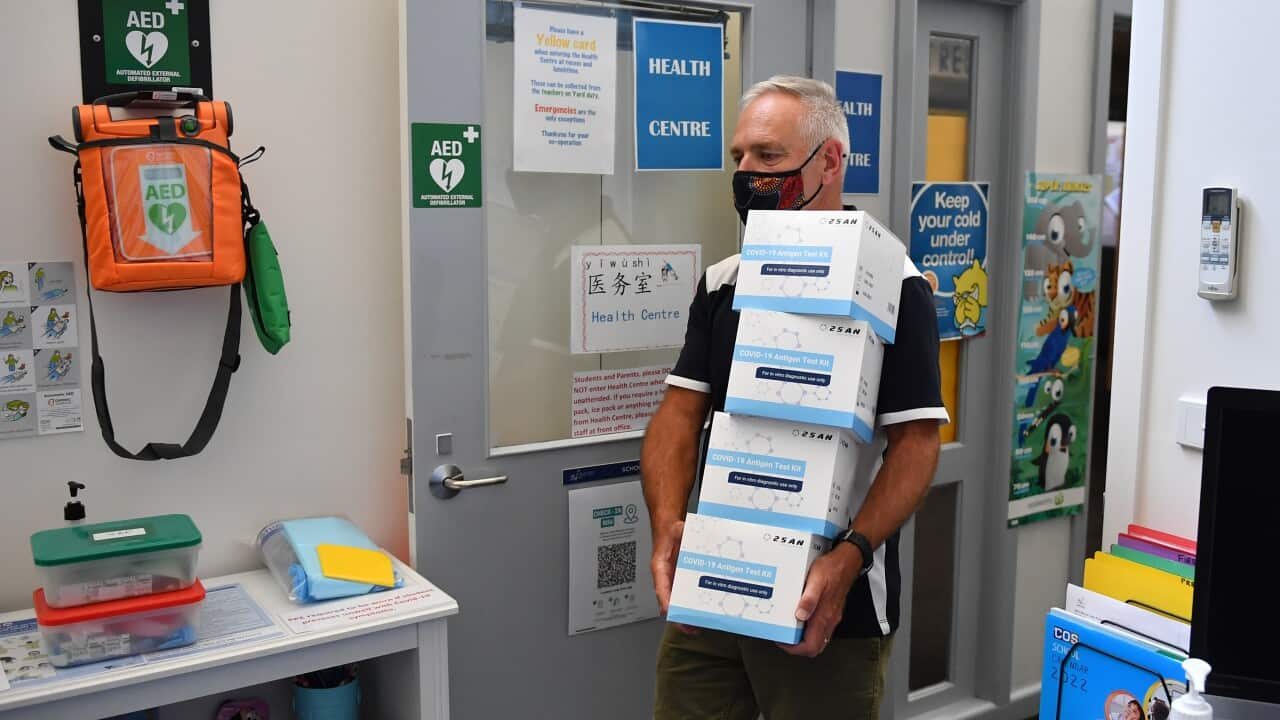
xmin=1169 ymin=658 xmax=1213 ymax=720
xmin=64 ymin=481 xmax=86 ymax=526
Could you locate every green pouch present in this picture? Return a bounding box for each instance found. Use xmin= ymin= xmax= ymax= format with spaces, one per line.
xmin=243 ymin=219 xmax=291 ymax=354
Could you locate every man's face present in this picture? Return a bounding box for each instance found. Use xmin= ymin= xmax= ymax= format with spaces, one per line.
xmin=729 ymin=92 xmax=828 ymax=199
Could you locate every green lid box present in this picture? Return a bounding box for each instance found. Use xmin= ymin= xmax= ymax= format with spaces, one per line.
xmin=30 ymin=514 xmax=202 ymax=608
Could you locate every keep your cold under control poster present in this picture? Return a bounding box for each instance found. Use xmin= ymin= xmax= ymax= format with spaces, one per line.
xmin=1008 ymin=173 xmax=1102 ymax=527
xmin=0 ymin=262 xmax=84 ymax=440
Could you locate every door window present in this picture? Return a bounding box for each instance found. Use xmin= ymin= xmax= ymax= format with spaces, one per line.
xmin=483 ymin=4 xmax=743 ymax=452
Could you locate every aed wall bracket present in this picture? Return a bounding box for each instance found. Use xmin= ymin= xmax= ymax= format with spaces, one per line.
xmin=78 ymin=0 xmax=213 ymax=104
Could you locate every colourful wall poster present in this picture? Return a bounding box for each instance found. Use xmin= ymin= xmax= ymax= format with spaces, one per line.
xmin=513 ymin=5 xmax=617 ymax=174
xmin=1009 ymin=173 xmax=1102 ymax=527
xmin=570 ymin=244 xmax=700 ymax=354
xmin=836 ymin=71 xmax=882 ymax=194
xmin=0 ymin=261 xmax=83 ymax=441
xmin=633 ymin=18 xmax=723 ymax=171
xmin=909 ymin=182 xmax=989 ymax=340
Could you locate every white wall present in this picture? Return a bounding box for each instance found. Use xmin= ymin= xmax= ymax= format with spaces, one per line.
xmin=1108 ymin=0 xmax=1280 ymax=541
xmin=1010 ymin=0 xmax=1097 ymax=691
xmin=0 ymin=1 xmax=407 ymax=611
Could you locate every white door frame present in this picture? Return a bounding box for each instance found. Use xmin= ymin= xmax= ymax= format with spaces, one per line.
xmin=1099 ymin=0 xmax=1171 ymax=552
xmin=886 ymin=1 xmax=1043 ymax=718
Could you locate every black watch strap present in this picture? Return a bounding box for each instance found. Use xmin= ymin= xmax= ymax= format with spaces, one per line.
xmin=835 ymin=529 xmax=874 ymax=577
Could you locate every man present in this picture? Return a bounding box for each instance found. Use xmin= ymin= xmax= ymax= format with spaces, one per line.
xmin=641 ymin=76 xmax=948 ymax=719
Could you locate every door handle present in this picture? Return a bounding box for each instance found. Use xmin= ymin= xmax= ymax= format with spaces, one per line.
xmin=429 ymin=464 xmax=508 ymax=499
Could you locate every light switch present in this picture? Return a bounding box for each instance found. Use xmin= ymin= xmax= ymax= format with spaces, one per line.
xmin=1175 ymin=396 xmax=1207 ymax=450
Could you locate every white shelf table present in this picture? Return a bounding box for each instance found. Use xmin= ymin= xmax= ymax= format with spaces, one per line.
xmin=0 ymin=562 xmax=457 ymax=720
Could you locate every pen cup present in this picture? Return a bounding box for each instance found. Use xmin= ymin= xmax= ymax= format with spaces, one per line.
xmin=293 ymin=676 xmax=360 ymax=720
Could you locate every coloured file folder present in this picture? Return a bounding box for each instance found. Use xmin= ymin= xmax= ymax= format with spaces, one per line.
xmin=1110 ymin=544 xmax=1194 ymax=581
xmin=1127 ymin=524 xmax=1196 ymax=554
xmin=1083 ymin=553 xmax=1194 ymax=622
xmin=1118 ymin=532 xmax=1196 ymax=566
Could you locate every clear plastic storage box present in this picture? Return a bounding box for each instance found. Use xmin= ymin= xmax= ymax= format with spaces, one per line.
xmin=33 ymin=579 xmax=205 ymax=667
xmin=29 ymin=514 xmax=202 ymax=608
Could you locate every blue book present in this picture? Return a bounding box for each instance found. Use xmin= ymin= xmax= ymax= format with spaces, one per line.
xmin=1040 ymin=608 xmax=1188 ymax=720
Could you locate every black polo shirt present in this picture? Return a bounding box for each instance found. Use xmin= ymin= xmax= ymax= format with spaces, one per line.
xmin=666 ymin=254 xmax=948 ymax=638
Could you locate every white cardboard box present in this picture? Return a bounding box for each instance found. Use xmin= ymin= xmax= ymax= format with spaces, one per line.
xmin=733 ymin=210 xmax=906 ymax=343
xmin=699 ymin=412 xmax=857 ymax=538
xmin=668 ymin=513 xmax=827 ymax=644
xmin=725 ymin=310 xmax=884 ymax=442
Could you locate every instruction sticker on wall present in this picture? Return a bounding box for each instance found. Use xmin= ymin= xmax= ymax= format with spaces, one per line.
xmin=570 ymin=244 xmax=699 ymax=354
xmin=0 ymin=262 xmax=83 ymax=441
xmin=411 ymin=123 xmax=483 ymax=209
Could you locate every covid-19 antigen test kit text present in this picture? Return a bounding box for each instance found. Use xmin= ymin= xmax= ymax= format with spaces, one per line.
xmin=668 ymin=513 xmax=828 ymax=644
xmin=725 ymin=309 xmax=884 ymax=442
xmin=733 ymin=210 xmax=906 ymax=343
xmin=699 ymin=412 xmax=858 ymax=538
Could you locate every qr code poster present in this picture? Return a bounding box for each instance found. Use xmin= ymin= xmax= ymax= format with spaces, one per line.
xmin=567 ymin=480 xmax=659 ymax=636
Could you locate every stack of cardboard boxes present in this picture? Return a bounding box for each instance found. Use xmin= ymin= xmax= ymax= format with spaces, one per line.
xmin=667 ymin=210 xmax=906 ymax=644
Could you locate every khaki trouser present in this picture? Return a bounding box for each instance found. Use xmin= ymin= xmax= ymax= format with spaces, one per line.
xmin=654 ymin=624 xmax=894 ymax=720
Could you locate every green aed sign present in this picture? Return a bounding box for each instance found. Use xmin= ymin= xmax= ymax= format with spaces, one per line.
xmin=412 ymin=123 xmax=482 ymax=209
xmin=102 ymin=0 xmax=192 ymax=87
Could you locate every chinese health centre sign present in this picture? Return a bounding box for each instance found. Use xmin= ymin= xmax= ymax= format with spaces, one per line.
xmin=570 ymin=244 xmax=700 ymax=354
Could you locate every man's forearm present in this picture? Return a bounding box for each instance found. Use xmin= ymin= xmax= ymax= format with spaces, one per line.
xmin=849 ymin=421 xmax=940 ymax=549
xmin=640 ymin=393 xmax=707 ymax=531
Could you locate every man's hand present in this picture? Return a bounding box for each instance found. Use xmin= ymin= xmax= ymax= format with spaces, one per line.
xmin=651 ymin=518 xmax=698 ymax=635
xmin=779 ymin=543 xmax=862 ymax=657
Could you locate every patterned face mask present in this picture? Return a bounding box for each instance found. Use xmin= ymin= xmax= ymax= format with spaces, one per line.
xmin=731 ymin=144 xmax=825 ymax=224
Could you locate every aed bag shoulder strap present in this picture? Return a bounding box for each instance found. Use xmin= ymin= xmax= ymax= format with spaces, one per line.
xmin=53 ymin=137 xmax=242 ymax=461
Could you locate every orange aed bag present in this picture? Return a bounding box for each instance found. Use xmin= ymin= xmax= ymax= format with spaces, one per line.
xmin=49 ymin=91 xmax=264 ymax=461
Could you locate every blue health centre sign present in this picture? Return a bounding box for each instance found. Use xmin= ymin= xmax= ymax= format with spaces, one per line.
xmin=836 ymin=71 xmax=882 ymax=194
xmin=633 ymin=18 xmax=724 ymax=171
xmin=909 ymin=182 xmax=990 ymax=341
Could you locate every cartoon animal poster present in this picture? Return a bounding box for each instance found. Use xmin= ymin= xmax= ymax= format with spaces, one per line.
xmin=0 ymin=261 xmax=83 ymax=441
xmin=1009 ymin=174 xmax=1102 ymax=527
xmin=909 ymin=182 xmax=990 ymax=340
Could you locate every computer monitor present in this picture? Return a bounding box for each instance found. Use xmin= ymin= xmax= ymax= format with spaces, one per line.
xmin=1191 ymin=386 xmax=1280 ymax=711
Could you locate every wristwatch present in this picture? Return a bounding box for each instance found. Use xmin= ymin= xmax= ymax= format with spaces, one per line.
xmin=833 ymin=528 xmax=874 ymax=578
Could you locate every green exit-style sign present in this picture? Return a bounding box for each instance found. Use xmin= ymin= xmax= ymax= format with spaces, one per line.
xmin=411 ymin=123 xmax=483 ymax=209
xmin=103 ymin=0 xmax=192 ymax=87
xmin=78 ymin=0 xmax=213 ymax=103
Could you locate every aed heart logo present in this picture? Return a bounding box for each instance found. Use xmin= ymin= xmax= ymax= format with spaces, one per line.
xmin=429 ymin=158 xmax=465 ymax=193
xmin=412 ymin=123 xmax=481 ymax=208
xmin=125 ymin=30 xmax=169 ymax=69
xmin=147 ymin=203 xmax=186 ymax=234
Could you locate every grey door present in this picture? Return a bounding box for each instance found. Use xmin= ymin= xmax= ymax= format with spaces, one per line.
xmin=402 ymin=2 xmax=809 ymax=718
xmin=892 ymin=0 xmax=1015 ymax=716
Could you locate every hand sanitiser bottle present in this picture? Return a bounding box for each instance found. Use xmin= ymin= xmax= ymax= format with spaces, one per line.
xmin=1170 ymin=658 xmax=1213 ymax=720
